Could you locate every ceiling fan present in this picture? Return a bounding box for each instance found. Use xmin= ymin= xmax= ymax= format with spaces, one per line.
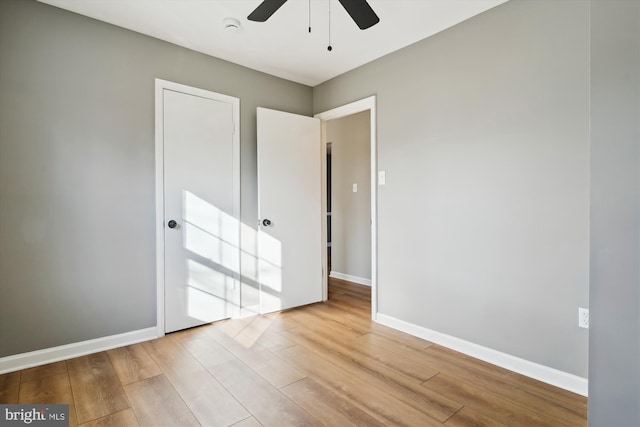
xmin=248 ymin=0 xmax=380 ymax=30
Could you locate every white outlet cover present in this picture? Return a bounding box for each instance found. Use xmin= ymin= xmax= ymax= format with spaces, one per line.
xmin=378 ymin=170 xmax=386 ymax=186
xmin=578 ymin=307 xmax=589 ymax=329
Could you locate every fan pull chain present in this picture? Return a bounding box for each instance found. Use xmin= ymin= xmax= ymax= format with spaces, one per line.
xmin=327 ymin=0 xmax=332 ymax=51
xmin=308 ymin=0 xmax=311 ymax=33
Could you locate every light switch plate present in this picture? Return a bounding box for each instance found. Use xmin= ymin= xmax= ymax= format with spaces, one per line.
xmin=353 ymin=184 xmax=358 ymax=192
xmin=378 ymin=170 xmax=386 ymax=185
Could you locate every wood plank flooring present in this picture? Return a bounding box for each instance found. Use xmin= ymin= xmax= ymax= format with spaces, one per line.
xmin=0 ymin=279 xmax=587 ymax=426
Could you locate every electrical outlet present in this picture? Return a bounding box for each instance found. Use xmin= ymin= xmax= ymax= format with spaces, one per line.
xmin=578 ymin=307 xmax=589 ymax=329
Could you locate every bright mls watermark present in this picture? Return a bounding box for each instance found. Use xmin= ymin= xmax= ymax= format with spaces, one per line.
xmin=0 ymin=405 xmax=68 ymax=426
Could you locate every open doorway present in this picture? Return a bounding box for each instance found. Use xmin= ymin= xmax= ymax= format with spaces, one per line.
xmin=316 ymin=96 xmax=377 ymax=319
xmin=326 ymin=111 xmax=372 ymax=286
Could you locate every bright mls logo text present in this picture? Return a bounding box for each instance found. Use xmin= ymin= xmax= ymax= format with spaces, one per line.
xmin=1 ymin=405 xmax=68 ymax=426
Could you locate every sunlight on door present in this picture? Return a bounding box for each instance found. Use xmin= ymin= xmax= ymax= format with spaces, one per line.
xmin=183 ymin=190 xmax=238 ymax=321
xmin=182 ymin=190 xmax=283 ymax=321
xmin=257 ymin=230 xmax=283 ymax=310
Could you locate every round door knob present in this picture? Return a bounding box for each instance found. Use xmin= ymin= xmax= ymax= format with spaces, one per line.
xmin=167 ymin=220 xmax=178 ymax=229
xmin=262 ymin=219 xmax=272 ymax=227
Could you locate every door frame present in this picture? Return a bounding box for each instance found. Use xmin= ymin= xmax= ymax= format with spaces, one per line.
xmin=315 ymin=96 xmax=378 ymax=320
xmin=154 ymin=78 xmax=240 ymax=337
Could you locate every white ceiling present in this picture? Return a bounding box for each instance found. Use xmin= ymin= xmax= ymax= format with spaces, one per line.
xmin=37 ymin=0 xmax=508 ymax=87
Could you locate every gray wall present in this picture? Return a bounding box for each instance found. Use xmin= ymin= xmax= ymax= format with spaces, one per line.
xmin=315 ymin=0 xmax=590 ymax=377
xmin=327 ymin=111 xmax=371 ymax=281
xmin=588 ymin=1 xmax=640 ymax=425
xmin=0 ymin=0 xmax=312 ymax=357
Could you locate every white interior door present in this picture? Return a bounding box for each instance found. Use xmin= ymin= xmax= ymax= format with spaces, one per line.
xmin=162 ymin=87 xmax=239 ymax=333
xmin=257 ymin=108 xmax=323 ymax=313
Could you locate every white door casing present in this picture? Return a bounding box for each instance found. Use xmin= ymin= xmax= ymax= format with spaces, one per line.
xmin=155 ymin=79 xmax=240 ymax=335
xmin=256 ymin=108 xmax=323 ymax=313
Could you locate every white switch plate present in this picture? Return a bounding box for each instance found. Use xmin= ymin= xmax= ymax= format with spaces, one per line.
xmin=352 ymin=183 xmax=358 ymax=192
xmin=378 ymin=170 xmax=386 ymax=186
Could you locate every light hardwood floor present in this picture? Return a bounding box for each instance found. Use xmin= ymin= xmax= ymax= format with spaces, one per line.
xmin=0 ymin=279 xmax=587 ymax=426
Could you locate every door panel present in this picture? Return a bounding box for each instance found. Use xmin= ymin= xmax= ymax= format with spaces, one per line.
xmin=163 ymin=89 xmax=238 ymax=333
xmin=257 ymin=108 xmax=322 ymax=313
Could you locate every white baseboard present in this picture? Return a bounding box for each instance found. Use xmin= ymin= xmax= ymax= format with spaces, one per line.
xmin=329 ymin=271 xmax=371 ymax=286
xmin=375 ymin=313 xmax=588 ymax=397
xmin=0 ymin=327 xmax=159 ymax=375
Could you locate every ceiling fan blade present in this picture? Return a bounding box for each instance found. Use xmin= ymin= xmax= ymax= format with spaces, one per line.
xmin=338 ymin=0 xmax=380 ymax=30
xmin=248 ymin=0 xmax=288 ymax=22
